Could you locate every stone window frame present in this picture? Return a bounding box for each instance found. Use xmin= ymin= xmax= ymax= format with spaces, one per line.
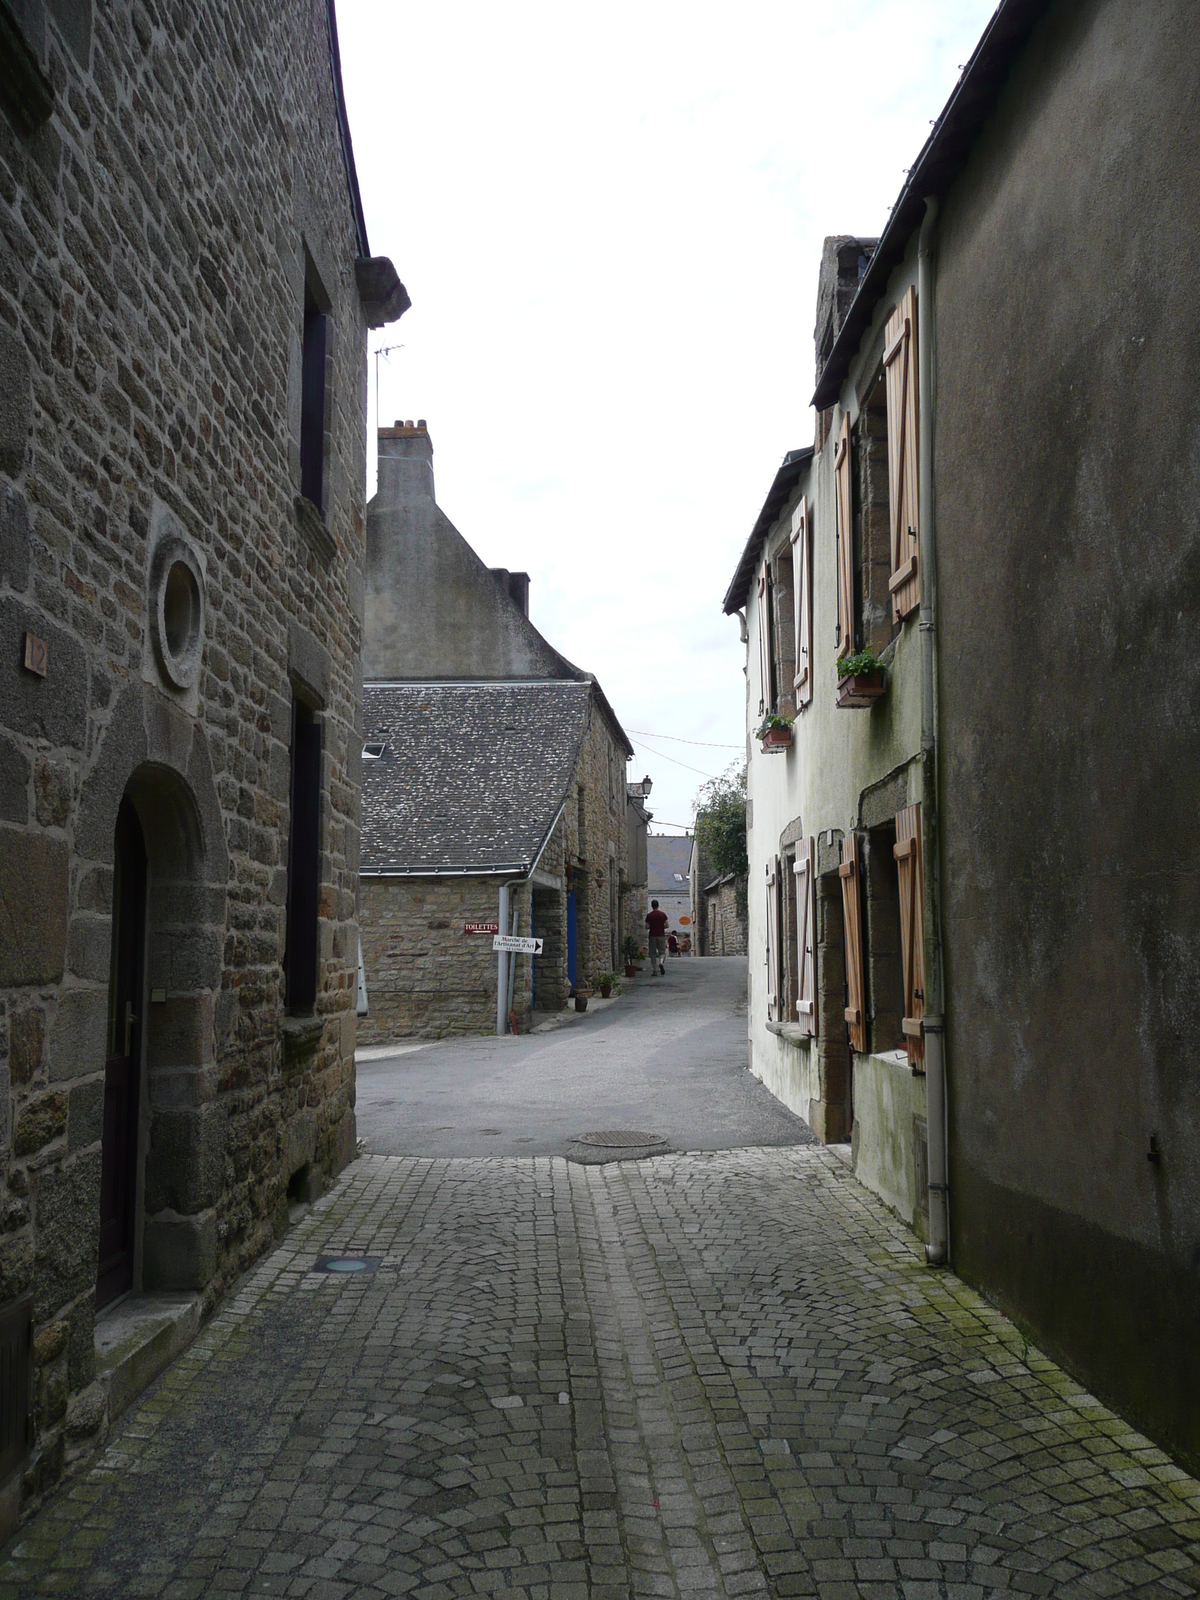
xmin=299 ymin=249 xmax=335 ymax=523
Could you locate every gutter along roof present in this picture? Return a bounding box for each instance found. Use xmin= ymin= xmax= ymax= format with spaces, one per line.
xmin=811 ymin=0 xmax=1048 ymax=410
xmin=722 ymin=447 xmax=813 ymax=615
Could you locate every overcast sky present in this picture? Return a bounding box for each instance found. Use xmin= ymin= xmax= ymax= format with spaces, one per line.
xmin=338 ymin=0 xmax=997 ymax=834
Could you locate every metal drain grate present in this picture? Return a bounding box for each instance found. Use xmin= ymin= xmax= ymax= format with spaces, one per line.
xmin=314 ymin=1256 xmax=379 ymax=1274
xmin=573 ymin=1130 xmax=667 ymax=1149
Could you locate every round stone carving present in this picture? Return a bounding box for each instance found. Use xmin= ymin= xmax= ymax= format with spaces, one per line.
xmin=149 ymin=533 xmax=205 ymax=690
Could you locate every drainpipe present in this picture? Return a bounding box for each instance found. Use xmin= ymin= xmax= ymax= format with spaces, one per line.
xmin=496 ymin=881 xmax=511 ymax=1036
xmin=506 ymin=905 xmax=519 ymax=1014
xmin=917 ymin=195 xmax=948 ymax=1266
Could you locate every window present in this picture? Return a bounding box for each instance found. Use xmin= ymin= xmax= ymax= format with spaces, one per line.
xmin=793 ymin=837 xmax=816 ymax=1035
xmin=853 ymin=372 xmax=898 ymax=656
xmin=764 ymin=856 xmax=782 ymax=1020
xmin=285 ymin=698 xmax=322 ymax=1012
xmin=894 ymin=804 xmax=925 ymax=1066
xmin=362 ymin=741 xmax=385 ymax=761
xmin=757 ymin=568 xmax=775 ymax=714
xmin=838 ymin=833 xmax=866 ymax=1052
xmin=790 ymin=498 xmax=812 ymax=711
xmin=884 ymin=287 xmax=920 ymax=621
xmin=300 ymin=286 xmax=328 ymax=513
xmin=834 ymin=414 xmax=854 ymax=660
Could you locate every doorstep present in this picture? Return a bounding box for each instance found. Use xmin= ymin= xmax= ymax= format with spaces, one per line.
xmin=95 ymin=1293 xmax=202 ymax=1423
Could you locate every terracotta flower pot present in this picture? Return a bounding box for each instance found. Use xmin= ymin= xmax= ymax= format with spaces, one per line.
xmin=837 ymin=669 xmax=886 ymax=708
xmin=600 ymin=984 xmax=612 ymax=999
xmin=624 ymin=965 xmax=637 ymax=978
xmin=574 ymin=993 xmax=589 ymax=1012
xmin=759 ymin=726 xmax=792 ymax=752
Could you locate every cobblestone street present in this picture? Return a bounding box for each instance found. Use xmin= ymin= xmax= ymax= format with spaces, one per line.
xmin=3 ymin=1139 xmax=1199 ymax=1599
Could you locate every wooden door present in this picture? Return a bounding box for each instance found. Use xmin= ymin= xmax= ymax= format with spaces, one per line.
xmin=97 ymin=797 xmax=147 ymax=1309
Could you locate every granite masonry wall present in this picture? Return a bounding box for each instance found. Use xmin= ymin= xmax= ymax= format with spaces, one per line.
xmin=358 ymin=688 xmax=630 ymax=1040
xmin=358 ymin=877 xmax=534 ymax=1041
xmin=0 ymin=0 xmax=379 ymax=1521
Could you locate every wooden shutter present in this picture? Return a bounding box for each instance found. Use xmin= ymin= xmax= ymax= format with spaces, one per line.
xmin=756 ymin=569 xmax=775 ymax=714
xmin=894 ymin=803 xmax=926 ymax=1067
xmin=764 ymin=857 xmax=781 ymax=1020
xmin=834 ymin=413 xmax=854 ymax=659
xmin=790 ymin=498 xmax=812 ymax=709
xmin=839 ymin=833 xmax=865 ymax=1052
xmin=884 ymin=286 xmax=920 ymax=622
xmin=793 ymin=837 xmax=816 ymax=1036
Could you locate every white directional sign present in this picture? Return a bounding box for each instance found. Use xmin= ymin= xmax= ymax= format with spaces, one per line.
xmin=493 ymin=934 xmax=543 ymax=954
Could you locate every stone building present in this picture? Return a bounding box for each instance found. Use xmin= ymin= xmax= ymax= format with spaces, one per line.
xmin=359 ymin=422 xmax=633 ymax=1036
xmin=0 ymin=0 xmax=406 ymax=1525
xmin=644 ymin=835 xmax=693 ymax=947
xmin=727 ymin=0 xmax=1200 ymax=1472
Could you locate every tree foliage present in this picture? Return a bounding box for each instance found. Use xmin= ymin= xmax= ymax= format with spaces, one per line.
xmin=693 ymin=763 xmax=748 ymax=880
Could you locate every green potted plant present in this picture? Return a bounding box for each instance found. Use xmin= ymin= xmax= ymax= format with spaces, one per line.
xmin=755 ymin=712 xmax=794 ymax=752
xmin=594 ymin=971 xmax=621 ymax=999
xmin=621 ymin=934 xmax=640 ymax=978
xmin=837 ymin=647 xmax=887 ymax=707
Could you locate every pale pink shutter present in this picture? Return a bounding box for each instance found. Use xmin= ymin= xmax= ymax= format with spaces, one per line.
xmin=790 ymin=497 xmax=812 ymax=709
xmin=793 ymin=836 xmax=816 ymax=1035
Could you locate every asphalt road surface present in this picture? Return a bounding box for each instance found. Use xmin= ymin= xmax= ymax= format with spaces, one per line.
xmin=355 ymin=956 xmax=813 ymax=1159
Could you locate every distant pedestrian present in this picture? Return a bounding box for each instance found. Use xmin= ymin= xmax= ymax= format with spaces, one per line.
xmin=646 ymin=900 xmax=668 ymax=975
xmin=667 ymin=932 xmax=679 ymax=956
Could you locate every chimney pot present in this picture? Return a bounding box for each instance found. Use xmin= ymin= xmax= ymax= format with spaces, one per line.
xmin=417 ymin=418 xmax=427 ymax=429
xmin=405 ymin=419 xmax=414 ymax=428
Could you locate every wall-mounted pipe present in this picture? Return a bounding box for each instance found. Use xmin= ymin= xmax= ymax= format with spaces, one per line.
xmin=917 ymin=194 xmax=949 ymax=1266
xmin=496 ymin=882 xmax=511 ymax=1036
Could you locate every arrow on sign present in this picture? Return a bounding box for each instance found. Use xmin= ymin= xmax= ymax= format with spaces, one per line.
xmin=493 ymin=935 xmax=543 ymax=954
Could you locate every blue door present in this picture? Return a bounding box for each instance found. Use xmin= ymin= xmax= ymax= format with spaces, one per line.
xmin=566 ymin=891 xmax=577 ymax=991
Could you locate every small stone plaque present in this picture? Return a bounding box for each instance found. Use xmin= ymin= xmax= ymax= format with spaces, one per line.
xmin=22 ymin=632 xmax=46 ymax=677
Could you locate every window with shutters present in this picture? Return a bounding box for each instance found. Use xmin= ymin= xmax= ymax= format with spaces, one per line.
xmin=894 ymin=803 xmax=925 ymax=1067
xmin=793 ymin=836 xmax=817 ymax=1035
xmin=770 ymin=547 xmax=796 ymax=718
xmin=884 ymin=286 xmax=920 ymax=621
xmin=790 ymin=498 xmax=813 ymax=710
xmin=855 ymin=374 xmax=899 ymax=656
xmin=834 ymin=414 xmax=854 ymax=660
xmin=838 ymin=833 xmax=866 ymax=1053
xmin=864 ymin=822 xmax=905 ymax=1054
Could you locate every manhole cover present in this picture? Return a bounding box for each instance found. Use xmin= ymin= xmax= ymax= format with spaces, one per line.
xmin=574 ymin=1130 xmax=667 ymax=1148
xmin=566 ymin=1130 xmax=671 ymax=1165
xmin=314 ymin=1256 xmax=379 ymax=1274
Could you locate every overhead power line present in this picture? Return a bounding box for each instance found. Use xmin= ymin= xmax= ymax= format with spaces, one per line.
xmin=628 ymin=735 xmax=721 ymax=780
xmin=626 ymin=729 xmax=742 ymax=750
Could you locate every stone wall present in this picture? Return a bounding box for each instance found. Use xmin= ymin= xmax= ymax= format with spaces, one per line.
xmin=702 ymin=877 xmax=748 ymax=957
xmin=357 ymin=684 xmax=630 ymax=1038
xmin=0 ymin=0 xmax=379 ymax=1521
xmin=358 ymin=877 xmax=533 ymax=1041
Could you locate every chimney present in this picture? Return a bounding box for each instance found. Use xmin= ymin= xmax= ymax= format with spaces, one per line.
xmin=376 ymin=417 xmax=434 ymax=505
xmin=490 ymin=568 xmax=531 ymax=617
xmin=814 ymin=237 xmax=877 ymax=389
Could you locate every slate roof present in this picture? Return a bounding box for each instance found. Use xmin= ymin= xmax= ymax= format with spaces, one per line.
xmin=646 ymin=834 xmax=694 ymax=893
xmin=360 ymin=682 xmax=591 ymax=875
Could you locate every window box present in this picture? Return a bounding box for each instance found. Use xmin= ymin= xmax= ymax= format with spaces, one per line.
xmin=837 ymin=669 xmax=886 ymax=708
xmin=760 ymin=727 xmax=793 ymax=753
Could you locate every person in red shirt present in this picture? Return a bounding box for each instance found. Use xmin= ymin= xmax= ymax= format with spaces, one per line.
xmin=645 ymin=900 xmax=668 ymax=975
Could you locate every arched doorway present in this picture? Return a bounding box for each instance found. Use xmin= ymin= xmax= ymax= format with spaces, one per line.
xmin=97 ymin=797 xmax=147 ymax=1308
